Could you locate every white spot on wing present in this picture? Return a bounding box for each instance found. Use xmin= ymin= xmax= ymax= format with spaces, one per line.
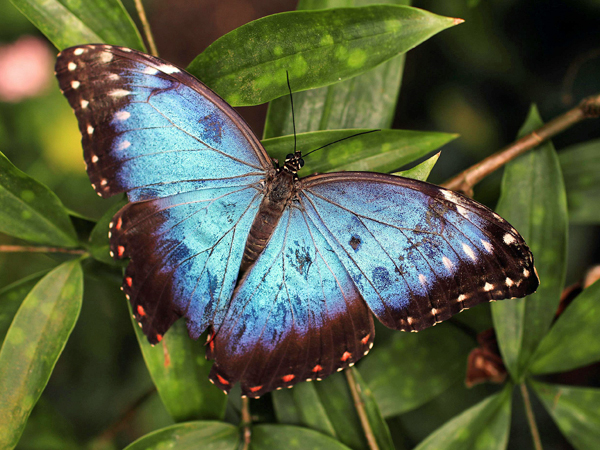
xmin=158 ymin=64 xmax=180 ymax=74
xmin=481 ymin=240 xmax=493 ymax=253
xmin=71 ymin=80 xmax=80 ymax=89
xmin=80 ymin=99 xmax=89 ymax=108
xmin=68 ymin=62 xmax=77 ymax=71
xmin=100 ymin=52 xmax=113 ymax=63
xmin=462 ymin=243 xmax=477 ymax=261
xmin=143 ymin=66 xmax=159 ymax=75
xmin=503 ymin=233 xmax=517 ymax=245
xmin=484 ymin=282 xmax=494 ymax=292
xmin=91 ymin=155 xmax=99 ymax=163
xmin=456 ymin=205 xmax=469 ymax=217
xmin=109 ymin=89 xmax=130 ymax=97
xmin=116 ymin=140 xmax=131 ymax=151
xmin=122 ymin=47 xmax=132 ymax=52
xmin=87 ymin=125 xmax=94 ymax=135
xmin=458 ymin=294 xmax=466 ymax=302
xmin=100 ymin=179 xmax=108 ymax=186
xmin=505 ymin=277 xmax=514 ymax=287
xmin=442 ymin=256 xmax=453 ymax=271
xmin=74 ymin=48 xmax=84 ymax=55
xmin=108 ymin=73 xmax=119 ymax=80
xmin=114 ymin=110 xmax=131 ymax=121
xmin=442 ymin=190 xmax=460 ymax=203
xmin=523 ymin=268 xmax=530 ymax=277
xmin=418 ymin=274 xmax=427 ymax=286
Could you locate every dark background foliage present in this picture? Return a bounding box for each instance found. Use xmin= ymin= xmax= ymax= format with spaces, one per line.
xmin=0 ymin=0 xmax=599 ymax=449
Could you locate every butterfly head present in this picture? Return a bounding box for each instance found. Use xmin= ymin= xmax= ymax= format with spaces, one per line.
xmin=283 ymin=151 xmax=304 ymax=174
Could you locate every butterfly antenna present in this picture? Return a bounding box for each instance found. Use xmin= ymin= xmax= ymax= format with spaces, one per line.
xmin=303 ymin=130 xmax=380 ymax=158
xmin=286 ymin=71 xmax=297 ymax=154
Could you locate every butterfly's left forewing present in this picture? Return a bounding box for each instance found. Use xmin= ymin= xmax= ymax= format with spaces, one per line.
xmin=55 ymin=45 xmax=272 ymax=342
xmin=208 ymin=205 xmax=374 ymax=397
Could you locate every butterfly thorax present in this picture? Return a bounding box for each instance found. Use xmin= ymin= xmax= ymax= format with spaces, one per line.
xmin=240 ymin=169 xmax=297 ymax=275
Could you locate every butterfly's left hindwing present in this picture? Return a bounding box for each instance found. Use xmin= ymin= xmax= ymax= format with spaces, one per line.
xmin=208 ymin=206 xmax=374 ymax=397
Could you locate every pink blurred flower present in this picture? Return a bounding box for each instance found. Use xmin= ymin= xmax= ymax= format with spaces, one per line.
xmin=0 ymin=36 xmax=54 ymax=102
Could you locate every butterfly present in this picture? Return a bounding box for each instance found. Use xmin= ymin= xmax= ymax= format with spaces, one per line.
xmin=55 ymin=44 xmax=539 ymax=398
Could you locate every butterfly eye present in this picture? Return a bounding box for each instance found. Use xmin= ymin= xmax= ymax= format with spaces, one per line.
xmin=285 ymin=153 xmax=294 ymax=161
xmin=298 ymin=158 xmax=304 ymax=169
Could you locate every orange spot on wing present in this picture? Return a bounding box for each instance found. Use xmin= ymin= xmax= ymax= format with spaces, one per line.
xmin=125 ymin=276 xmax=132 ymax=287
xmin=156 ymin=334 xmax=163 ymax=342
xmin=117 ymin=245 xmax=125 ymax=257
xmin=282 ymin=374 xmax=295 ymax=382
xmin=115 ymin=217 xmax=122 ymax=230
xmin=312 ymin=364 xmax=323 ymax=372
xmin=361 ymin=334 xmax=371 ymax=345
xmin=341 ymin=351 xmax=352 ymax=362
xmin=249 ymin=385 xmax=263 ymax=393
xmin=137 ymin=305 xmax=146 ymax=317
xmin=217 ymin=374 xmax=230 ymax=385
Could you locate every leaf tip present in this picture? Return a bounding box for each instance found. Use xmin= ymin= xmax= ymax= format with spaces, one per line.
xmin=453 ymin=18 xmax=466 ymax=26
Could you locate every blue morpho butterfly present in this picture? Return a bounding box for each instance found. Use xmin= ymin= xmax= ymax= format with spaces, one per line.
xmin=55 ymin=45 xmax=539 ymax=398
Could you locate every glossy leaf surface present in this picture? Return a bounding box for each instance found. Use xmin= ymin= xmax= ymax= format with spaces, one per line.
xmin=189 ymin=5 xmax=460 ymax=106
xmin=131 ymin=310 xmax=227 ymax=422
xmin=251 ymin=424 xmax=352 ymax=450
xmin=9 ymin=0 xmax=145 ymax=50
xmin=262 ymin=130 xmax=455 ymax=175
xmin=559 ymin=138 xmax=600 ymax=224
xmin=0 ymin=151 xmax=78 ymax=247
xmin=529 ymin=280 xmax=600 ymax=374
xmin=124 ymin=421 xmax=239 ymax=450
xmin=531 ymin=381 xmax=600 ymax=450
xmin=0 ymin=273 xmax=44 ymax=345
xmin=491 ymin=106 xmax=568 ymax=380
xmin=0 ymin=260 xmax=83 ymax=449
xmin=393 ymin=151 xmax=441 ymax=181
xmin=264 ymin=0 xmax=413 ymax=137
xmin=360 ymin=322 xmax=473 ymax=417
xmin=414 ymin=385 xmax=512 ymax=450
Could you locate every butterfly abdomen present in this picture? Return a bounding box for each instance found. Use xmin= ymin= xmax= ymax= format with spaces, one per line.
xmin=240 ymin=170 xmax=296 ymax=274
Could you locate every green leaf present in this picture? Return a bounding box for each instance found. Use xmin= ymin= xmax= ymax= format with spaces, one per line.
xmin=529 ymin=280 xmax=600 ymax=374
xmin=530 ymin=381 xmax=600 ymax=450
xmin=188 ymin=5 xmax=461 ymax=106
xmin=264 ymin=0 xmax=413 ymax=138
xmin=0 ymin=272 xmax=45 ymax=345
xmin=347 ymin=368 xmax=395 ymax=450
xmin=0 ymin=260 xmax=83 ymax=450
xmin=273 ymin=373 xmax=368 ymax=450
xmin=130 ymin=310 xmax=227 ymax=422
xmin=124 ymin=421 xmax=239 ymax=450
xmin=393 ymin=151 xmax=441 ymax=181
xmin=491 ymin=105 xmax=568 ymax=381
xmin=559 ymin=138 xmax=600 ymax=224
xmin=251 ymin=424 xmax=352 ymax=450
xmin=88 ymin=199 xmax=127 ymax=266
xmin=0 ymin=151 xmax=78 ymax=247
xmin=414 ymin=384 xmax=512 ymax=450
xmin=9 ymin=0 xmax=145 ymax=51
xmin=360 ymin=322 xmax=473 ymax=417
xmin=262 ymin=130 xmax=456 ymax=175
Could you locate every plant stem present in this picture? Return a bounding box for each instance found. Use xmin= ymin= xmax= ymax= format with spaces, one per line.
xmin=0 ymin=245 xmax=86 ymax=255
xmin=134 ymin=0 xmax=159 ymax=56
xmin=520 ymin=383 xmax=543 ymax=450
xmin=346 ymin=369 xmax=379 ymax=450
xmin=442 ymin=93 xmax=600 ymax=196
xmin=241 ymin=396 xmax=251 ymax=450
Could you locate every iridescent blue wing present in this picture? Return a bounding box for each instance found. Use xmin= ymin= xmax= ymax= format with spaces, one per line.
xmin=208 ymin=205 xmax=374 ymax=397
xmin=55 ymin=45 xmax=272 ymax=342
xmin=299 ymin=172 xmax=539 ymax=332
xmin=55 ymin=44 xmax=270 ymax=201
